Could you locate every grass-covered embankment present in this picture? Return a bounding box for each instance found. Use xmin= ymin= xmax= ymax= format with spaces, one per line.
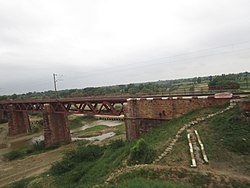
xmin=8 ymin=104 xmax=250 ymax=188
xmin=193 ymin=105 xmax=250 ymax=177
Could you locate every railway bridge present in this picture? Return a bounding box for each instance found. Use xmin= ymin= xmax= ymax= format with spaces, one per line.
xmin=0 ymin=94 xmax=239 ymax=147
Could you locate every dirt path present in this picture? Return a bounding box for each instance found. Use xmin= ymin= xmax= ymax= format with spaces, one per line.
xmin=0 ymin=123 xmax=64 ymax=187
xmin=106 ymin=164 xmax=250 ymax=187
xmin=0 ymin=146 xmax=65 ymax=187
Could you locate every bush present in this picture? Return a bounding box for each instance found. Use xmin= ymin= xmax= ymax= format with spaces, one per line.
xmin=3 ymin=141 xmax=57 ymax=161
xmin=66 ymin=163 xmax=94 ymax=183
xmin=11 ymin=178 xmax=32 ymax=188
xmin=3 ymin=150 xmax=24 ymax=160
xmin=31 ymin=119 xmax=43 ymax=133
xmin=128 ymin=138 xmax=156 ymax=165
xmin=31 ymin=140 xmax=45 ymax=151
xmin=50 ymin=160 xmax=75 ymax=175
xmin=64 ymin=145 xmax=104 ymax=162
xmin=109 ymin=139 xmax=125 ymax=150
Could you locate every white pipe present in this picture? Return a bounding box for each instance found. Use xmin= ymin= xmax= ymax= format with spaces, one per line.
xmin=194 ymin=130 xmax=209 ymax=163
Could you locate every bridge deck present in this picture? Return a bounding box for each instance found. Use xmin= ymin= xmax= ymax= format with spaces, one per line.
xmin=0 ymin=92 xmax=247 ymax=115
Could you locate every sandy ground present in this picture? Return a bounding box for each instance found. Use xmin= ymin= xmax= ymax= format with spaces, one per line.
xmin=0 ymin=148 xmax=64 ymax=187
xmin=0 ymin=120 xmax=124 ymax=187
xmin=0 ymin=123 xmax=64 ymax=187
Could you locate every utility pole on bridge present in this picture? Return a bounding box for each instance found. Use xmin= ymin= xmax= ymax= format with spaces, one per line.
xmin=53 ymin=73 xmax=58 ymax=98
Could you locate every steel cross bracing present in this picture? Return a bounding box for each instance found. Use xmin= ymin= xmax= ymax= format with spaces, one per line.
xmin=0 ymin=97 xmax=127 ymax=116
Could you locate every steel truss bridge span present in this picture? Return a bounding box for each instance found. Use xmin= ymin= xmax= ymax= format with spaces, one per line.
xmin=0 ymin=97 xmax=128 ymax=116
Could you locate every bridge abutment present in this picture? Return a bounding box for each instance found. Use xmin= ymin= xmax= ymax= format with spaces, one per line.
xmin=43 ymin=104 xmax=71 ymax=148
xmin=7 ymin=105 xmax=31 ymax=136
xmin=124 ymin=100 xmax=167 ymax=140
xmin=124 ymin=97 xmax=231 ymax=140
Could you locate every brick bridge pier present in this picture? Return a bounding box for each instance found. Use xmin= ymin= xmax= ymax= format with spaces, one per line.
xmin=1 ymin=104 xmax=71 ymax=147
xmin=43 ymin=104 xmax=71 ymax=147
xmin=0 ymin=95 xmax=237 ymax=147
xmin=0 ymin=98 xmax=126 ymax=147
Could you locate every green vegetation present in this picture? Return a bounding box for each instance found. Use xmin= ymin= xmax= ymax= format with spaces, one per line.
xmin=143 ymin=105 xmax=226 ymax=154
xmin=9 ymin=177 xmax=35 ymax=188
xmin=208 ymin=75 xmax=240 ymax=90
xmin=127 ymin=138 xmax=156 ymax=165
xmin=113 ymin=124 xmax=125 ymax=136
xmin=203 ymin=106 xmax=250 ymax=155
xmin=102 ymin=178 xmax=188 ymax=188
xmin=3 ymin=141 xmax=59 ymax=161
xmin=30 ymin=119 xmax=43 ymax=133
xmin=69 ymin=115 xmax=96 ymax=128
xmin=1 ymin=72 xmax=249 ymax=100
xmin=7 ymin=104 xmax=250 ymax=187
xmin=51 ymin=145 xmax=104 ymax=175
xmin=109 ymin=139 xmax=125 ymax=149
xmin=49 ymin=141 xmax=132 ymax=187
xmin=13 ymin=106 xmax=224 ymax=187
xmin=84 ymin=125 xmax=109 ymax=133
xmin=4 ymin=149 xmax=25 ymax=161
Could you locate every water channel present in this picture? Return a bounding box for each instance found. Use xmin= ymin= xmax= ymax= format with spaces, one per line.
xmin=0 ymin=120 xmax=123 ymax=155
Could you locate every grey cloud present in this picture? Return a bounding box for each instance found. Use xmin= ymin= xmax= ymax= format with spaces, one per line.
xmin=0 ymin=0 xmax=250 ymax=95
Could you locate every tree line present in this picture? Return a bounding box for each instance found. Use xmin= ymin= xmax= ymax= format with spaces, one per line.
xmin=0 ymin=72 xmax=249 ymax=101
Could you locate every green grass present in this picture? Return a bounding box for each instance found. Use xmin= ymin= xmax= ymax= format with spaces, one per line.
xmin=69 ymin=115 xmax=96 ymax=128
xmin=198 ymin=106 xmax=250 ymax=158
xmin=111 ymin=167 xmax=213 ymax=188
xmin=3 ymin=141 xmax=60 ymax=161
xmin=84 ymin=125 xmax=109 ymax=133
xmin=142 ymin=105 xmax=226 ymax=154
xmin=5 ymin=177 xmax=35 ymax=188
xmin=101 ymin=178 xmax=188 ymax=188
xmin=12 ymin=103 xmax=249 ymax=188
xmin=38 ymin=105 xmax=226 ymax=188
xmin=114 ymin=123 xmax=126 ymax=135
xmin=51 ymin=143 xmax=132 ymax=188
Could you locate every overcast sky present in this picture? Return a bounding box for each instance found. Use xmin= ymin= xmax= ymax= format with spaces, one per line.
xmin=0 ymin=0 xmax=250 ymax=95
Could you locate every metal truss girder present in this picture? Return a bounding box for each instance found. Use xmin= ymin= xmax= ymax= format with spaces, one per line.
xmin=0 ymin=97 xmax=126 ymax=116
